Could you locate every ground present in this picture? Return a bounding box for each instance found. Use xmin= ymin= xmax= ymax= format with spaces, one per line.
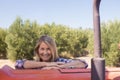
xmin=0 ymin=59 xmax=15 ymax=69
xmin=0 ymin=56 xmax=92 ymax=69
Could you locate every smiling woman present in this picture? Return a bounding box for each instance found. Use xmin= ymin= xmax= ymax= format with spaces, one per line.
xmin=15 ymin=35 xmax=88 ymax=69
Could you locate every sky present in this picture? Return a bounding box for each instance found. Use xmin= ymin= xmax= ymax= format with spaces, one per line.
xmin=0 ymin=0 xmax=120 ymax=29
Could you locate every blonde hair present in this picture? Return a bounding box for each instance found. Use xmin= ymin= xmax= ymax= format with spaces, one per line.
xmin=34 ymin=35 xmax=59 ymax=62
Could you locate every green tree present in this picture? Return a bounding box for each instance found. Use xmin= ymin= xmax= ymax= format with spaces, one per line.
xmin=38 ymin=23 xmax=89 ymax=58
xmin=101 ymin=20 xmax=120 ymax=66
xmin=5 ymin=17 xmax=40 ymax=61
xmin=5 ymin=17 xmax=89 ymax=61
xmin=86 ymin=29 xmax=94 ymax=56
xmin=0 ymin=28 xmax=7 ymax=58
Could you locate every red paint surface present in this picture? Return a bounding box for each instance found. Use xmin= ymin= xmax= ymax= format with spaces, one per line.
xmin=0 ymin=65 xmax=120 ymax=80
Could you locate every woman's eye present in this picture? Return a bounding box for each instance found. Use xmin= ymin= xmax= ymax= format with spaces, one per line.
xmin=47 ymin=48 xmax=50 ymax=50
xmin=40 ymin=48 xmax=44 ymax=50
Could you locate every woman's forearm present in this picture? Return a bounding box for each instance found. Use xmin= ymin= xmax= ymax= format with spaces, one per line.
xmin=59 ymin=60 xmax=88 ymax=69
xmin=22 ymin=60 xmax=65 ymax=69
xmin=23 ymin=60 xmax=47 ymax=69
xmin=15 ymin=59 xmax=87 ymax=69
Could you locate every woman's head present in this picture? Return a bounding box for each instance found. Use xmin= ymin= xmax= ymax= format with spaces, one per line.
xmin=34 ymin=35 xmax=59 ymax=62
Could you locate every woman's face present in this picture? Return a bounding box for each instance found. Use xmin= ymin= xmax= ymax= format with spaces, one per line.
xmin=38 ymin=42 xmax=52 ymax=62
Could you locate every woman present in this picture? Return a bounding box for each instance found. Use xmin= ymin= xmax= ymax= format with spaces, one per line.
xmin=15 ymin=35 xmax=88 ymax=69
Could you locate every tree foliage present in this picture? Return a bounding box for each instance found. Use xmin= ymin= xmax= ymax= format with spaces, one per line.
xmin=37 ymin=23 xmax=89 ymax=58
xmin=1 ymin=17 xmax=120 ymax=67
xmin=86 ymin=20 xmax=120 ymax=67
xmin=4 ymin=17 xmax=89 ymax=61
xmin=0 ymin=28 xmax=7 ymax=58
xmin=101 ymin=20 xmax=120 ymax=66
xmin=5 ymin=17 xmax=40 ymax=61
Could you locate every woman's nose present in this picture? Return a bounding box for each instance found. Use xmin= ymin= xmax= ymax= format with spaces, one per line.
xmin=43 ymin=49 xmax=48 ymax=54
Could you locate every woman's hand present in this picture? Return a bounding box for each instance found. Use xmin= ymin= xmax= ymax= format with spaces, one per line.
xmin=41 ymin=66 xmax=61 ymax=70
xmin=46 ymin=62 xmax=65 ymax=67
xmin=41 ymin=62 xmax=65 ymax=70
xmin=58 ymin=60 xmax=87 ymax=69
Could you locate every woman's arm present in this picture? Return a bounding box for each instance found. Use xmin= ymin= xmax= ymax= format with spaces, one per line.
xmin=56 ymin=58 xmax=88 ymax=69
xmin=59 ymin=60 xmax=88 ymax=69
xmin=23 ymin=60 xmax=48 ymax=69
xmin=15 ymin=60 xmax=65 ymax=69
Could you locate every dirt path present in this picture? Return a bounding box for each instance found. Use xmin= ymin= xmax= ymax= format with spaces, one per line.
xmin=0 ymin=59 xmax=15 ymax=69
